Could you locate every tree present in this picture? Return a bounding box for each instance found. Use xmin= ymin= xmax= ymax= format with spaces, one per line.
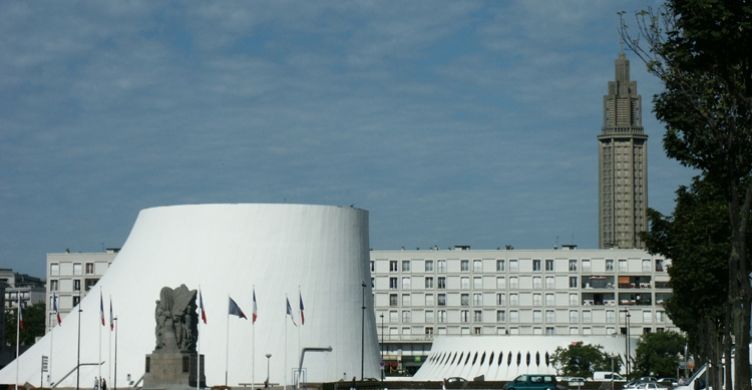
xmin=4 ymin=304 xmax=46 ymax=347
xmin=634 ymin=331 xmax=687 ymax=378
xmin=622 ymin=2 xmax=752 ymax=389
xmin=551 ymin=342 xmax=620 ymax=379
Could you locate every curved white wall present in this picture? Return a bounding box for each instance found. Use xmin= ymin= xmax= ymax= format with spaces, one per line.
xmin=413 ymin=335 xmax=634 ymax=381
xmin=0 ymin=204 xmax=381 ymax=386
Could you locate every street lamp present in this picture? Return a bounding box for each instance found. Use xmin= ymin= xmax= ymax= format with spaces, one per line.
xmin=622 ymin=310 xmax=631 ymax=377
xmin=361 ymin=281 xmax=366 ymax=381
xmin=265 ymin=354 xmax=272 ymax=388
xmin=379 ymin=313 xmax=384 ymax=380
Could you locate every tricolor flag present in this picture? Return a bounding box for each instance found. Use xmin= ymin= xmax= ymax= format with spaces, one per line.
xmin=53 ymin=293 xmax=62 ymax=325
xmin=299 ymin=292 xmax=305 ymax=325
xmin=109 ymin=297 xmax=114 ymax=331
xmin=100 ymin=291 xmax=105 ymax=326
xmin=18 ymin=303 xmax=24 ymax=330
xmin=252 ymin=288 xmax=258 ymax=324
xmin=199 ymin=289 xmax=207 ymax=324
xmin=228 ymin=297 xmax=247 ymax=319
xmin=286 ymin=297 xmax=297 ymax=326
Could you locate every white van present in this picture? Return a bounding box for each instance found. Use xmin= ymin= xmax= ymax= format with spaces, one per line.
xmin=592 ymin=372 xmax=627 ymax=382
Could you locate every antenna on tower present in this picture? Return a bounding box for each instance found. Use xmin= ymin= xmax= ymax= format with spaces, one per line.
xmin=617 ymin=11 xmax=626 ymax=54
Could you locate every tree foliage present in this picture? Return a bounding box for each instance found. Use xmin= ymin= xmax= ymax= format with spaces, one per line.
xmin=634 ymin=331 xmax=687 ymax=378
xmin=4 ymin=304 xmax=46 ymax=347
xmin=622 ymin=1 xmax=752 ymax=388
xmin=551 ymin=342 xmax=620 ymax=379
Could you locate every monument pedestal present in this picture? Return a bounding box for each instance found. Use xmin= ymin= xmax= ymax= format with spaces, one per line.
xmin=143 ymin=352 xmax=205 ymax=390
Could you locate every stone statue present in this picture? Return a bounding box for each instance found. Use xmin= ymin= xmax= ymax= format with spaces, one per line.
xmin=153 ymin=285 xmax=197 ymax=353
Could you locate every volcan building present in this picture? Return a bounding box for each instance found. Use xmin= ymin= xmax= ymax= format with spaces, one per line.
xmin=598 ymin=52 xmax=648 ymax=249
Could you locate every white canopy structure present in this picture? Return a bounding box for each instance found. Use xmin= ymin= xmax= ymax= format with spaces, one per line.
xmin=0 ymin=204 xmax=381 ymax=387
xmin=412 ymin=335 xmax=635 ymax=381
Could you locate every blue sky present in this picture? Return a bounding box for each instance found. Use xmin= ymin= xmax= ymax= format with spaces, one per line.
xmin=0 ymin=1 xmax=694 ymax=277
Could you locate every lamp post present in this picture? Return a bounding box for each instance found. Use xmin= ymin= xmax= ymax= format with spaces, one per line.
xmin=76 ymin=304 xmax=82 ymax=390
xmin=379 ymin=313 xmax=384 ymax=380
xmin=622 ymin=310 xmax=631 ymax=377
xmin=265 ymin=354 xmax=272 ymax=388
xmin=113 ymin=317 xmax=118 ymax=390
xmin=361 ymin=281 xmax=366 ymax=381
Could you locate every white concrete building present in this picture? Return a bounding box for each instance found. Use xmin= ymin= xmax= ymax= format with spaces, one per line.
xmin=0 ymin=269 xmax=46 ymax=311
xmin=45 ymin=250 xmax=118 ymax=332
xmin=370 ymin=246 xmax=675 ymax=375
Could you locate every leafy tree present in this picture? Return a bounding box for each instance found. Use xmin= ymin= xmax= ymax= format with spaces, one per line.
xmin=634 ymin=331 xmax=687 ymax=377
xmin=622 ymin=2 xmax=752 ymax=388
xmin=4 ymin=303 xmax=46 ymax=347
xmin=551 ymin=342 xmax=620 ymax=379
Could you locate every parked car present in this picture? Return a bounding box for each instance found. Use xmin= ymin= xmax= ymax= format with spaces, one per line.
xmin=567 ymin=377 xmax=586 ymax=387
xmin=504 ymin=374 xmax=562 ymax=390
xmin=446 ymin=377 xmax=468 ymax=383
xmin=657 ymin=378 xmax=678 ymax=387
xmin=625 ymin=378 xmax=659 ymax=389
xmin=629 ymin=383 xmax=662 ymax=390
xmin=592 ymin=372 xmax=627 ymax=382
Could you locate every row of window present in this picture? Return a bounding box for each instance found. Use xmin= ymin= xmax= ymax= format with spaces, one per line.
xmin=386 ymin=291 xmax=665 ymax=307
xmin=48 ymin=278 xmax=99 ymax=292
xmin=49 ymin=262 xmax=98 ymax=276
xmin=378 ymin=258 xmax=667 ymax=273
xmin=383 ymin=308 xmax=666 ymax=324
xmin=384 ymin=325 xmax=664 ymax=337
xmin=390 ymin=275 xmax=593 ymax=290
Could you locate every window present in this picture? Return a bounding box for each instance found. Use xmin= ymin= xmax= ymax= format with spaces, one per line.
xmin=545 ymin=276 xmax=554 ymax=289
xmin=656 ymin=311 xmax=665 ymax=322
xmin=582 ymin=259 xmax=591 ymax=271
xmin=426 ymin=294 xmax=435 ymax=306
xmin=73 ymin=296 xmax=80 ymax=306
xmin=461 ymin=327 xmax=470 ymax=335
xmin=389 ymin=294 xmax=398 ymax=306
xmin=389 ymin=311 xmax=398 ymax=322
xmin=569 ymin=259 xmax=577 ymax=271
xmin=655 ymin=259 xmax=665 ymax=272
xmin=84 ymin=278 xmax=97 ymax=291
xmin=437 ymin=260 xmax=446 ymax=272
xmin=425 ymin=327 xmax=434 ymax=336
xmin=461 ymin=293 xmax=470 ymax=306
xmin=643 ymin=311 xmax=652 ymax=323
xmin=425 ymin=260 xmax=434 ymax=272
xmin=402 ymin=327 xmax=411 ymax=335
xmin=50 ymin=280 xmax=58 ymax=291
xmin=509 ymin=276 xmax=518 ymax=289
xmin=473 ymin=310 xmax=482 ymax=322
xmin=74 ymin=279 xmax=81 ymax=291
xmin=461 ymin=277 xmax=470 ymax=289
xmin=569 ymin=276 xmax=578 ymax=288
xmin=402 ymin=310 xmax=411 ymax=323
xmin=496 ymin=277 xmax=506 ymax=289
xmin=546 ymin=310 xmax=555 ymax=322
xmin=73 ymin=263 xmax=82 ymax=275
xmin=402 ymin=260 xmax=411 ymax=272
xmin=461 ymin=310 xmax=469 ymax=323
xmin=582 ymin=310 xmax=592 ymax=323
xmin=569 ymin=327 xmax=578 ymax=335
xmin=438 ymin=277 xmax=446 ymax=289
xmin=545 ymin=327 xmax=555 ymax=335
xmin=389 ymin=277 xmax=398 ymax=289
xmin=496 ymin=293 xmax=506 ymax=305
xmin=509 ymin=293 xmax=519 ymax=305
xmin=569 ymin=293 xmax=578 ymax=305
xmin=370 ymin=261 xmax=374 ymax=272
xmin=50 ymin=263 xmax=60 ymax=276
xmin=402 ymin=277 xmax=411 ymax=289
xmin=473 ymin=277 xmax=482 ymax=289
xmin=473 ymin=293 xmax=482 ymax=306
xmin=389 ymin=261 xmax=398 ymax=272
xmin=569 ymin=310 xmax=578 ymax=323
xmin=461 ymin=260 xmax=469 ymax=271
xmin=401 ymin=294 xmax=411 ymax=306
xmin=438 ymin=294 xmax=446 ymax=306
xmin=533 ymin=259 xmax=541 ymax=271
xmin=510 ymin=310 xmax=519 ymax=323
xmin=533 ymin=310 xmax=542 ymax=322
xmin=545 ymin=293 xmax=554 ymax=305
xmin=425 ymin=310 xmax=434 ymax=322
xmin=606 ymin=259 xmax=614 ymax=271
xmin=533 ymin=293 xmax=542 ymax=306
xmin=606 ymin=310 xmax=615 ymax=323
xmin=545 ymin=259 xmax=554 ymax=271
xmin=473 ymin=327 xmax=482 ymax=335
xmin=642 ymin=259 xmax=651 ymax=272
xmin=85 ymin=263 xmax=94 ymax=274
xmin=438 ymin=310 xmax=447 ymax=323
xmin=510 ymin=260 xmax=519 ymax=272
xmin=496 ymin=310 xmax=506 ymax=322
xmin=496 ymin=260 xmax=505 ymax=271
xmin=619 ymin=259 xmax=627 ymax=271
xmin=425 ymin=277 xmax=434 ymax=289
xmin=473 ymin=260 xmax=482 ymax=272
xmin=533 ymin=276 xmax=542 ymax=289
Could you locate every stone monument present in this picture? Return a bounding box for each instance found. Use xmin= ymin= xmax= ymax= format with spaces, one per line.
xmin=143 ymin=285 xmax=205 ymax=389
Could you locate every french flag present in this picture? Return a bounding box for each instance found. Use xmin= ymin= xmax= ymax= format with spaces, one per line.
xmin=199 ymin=289 xmax=207 ymax=324
xmin=18 ymin=303 xmax=24 ymax=330
xmin=109 ymin=297 xmax=114 ymax=331
xmin=99 ymin=292 xmax=105 ymax=326
xmin=286 ymin=297 xmax=296 ymax=326
xmin=53 ymin=293 xmax=62 ymax=325
xmin=299 ymin=292 xmax=305 ymax=325
xmin=252 ymin=288 xmax=258 ymax=324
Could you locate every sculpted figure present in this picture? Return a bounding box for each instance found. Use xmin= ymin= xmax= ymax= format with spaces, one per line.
xmin=153 ymin=285 xmax=198 ymax=353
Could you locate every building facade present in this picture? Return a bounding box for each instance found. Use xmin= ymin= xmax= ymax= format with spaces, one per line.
xmin=599 ymin=52 xmax=648 ymax=249
xmin=0 ymin=269 xmax=46 ymax=311
xmin=44 ymin=249 xmax=118 ymax=332
xmin=370 ymin=246 xmax=675 ymax=375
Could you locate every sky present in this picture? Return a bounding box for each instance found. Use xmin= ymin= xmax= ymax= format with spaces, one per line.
xmin=0 ymin=1 xmax=695 ymax=277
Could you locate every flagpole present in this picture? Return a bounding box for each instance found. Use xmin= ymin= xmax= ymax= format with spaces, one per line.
xmin=108 ymin=296 xmax=112 ymax=386
xmin=196 ymin=288 xmax=201 ymax=390
xmin=225 ymin=296 xmax=230 ymax=387
xmin=49 ymin=316 xmax=54 ymax=386
xmin=297 ymin=287 xmax=301 ymax=387
xmin=251 ymin=285 xmax=256 ymax=390
xmin=98 ymin=289 xmax=103 ymax=389
xmin=284 ymin=306 xmax=288 ymax=390
xmin=15 ymin=293 xmax=20 ymax=390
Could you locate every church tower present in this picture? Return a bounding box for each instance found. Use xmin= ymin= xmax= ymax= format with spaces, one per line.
xmin=598 ymin=52 xmax=648 ymax=249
